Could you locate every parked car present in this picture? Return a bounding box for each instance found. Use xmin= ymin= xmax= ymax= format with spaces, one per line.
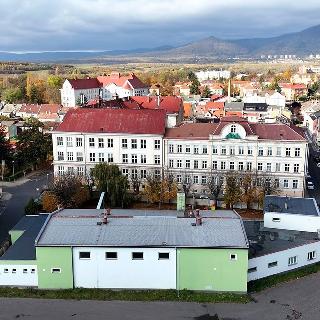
xmin=307 ymin=181 xmax=315 ymax=190
xmin=306 ymin=171 xmax=312 ymax=179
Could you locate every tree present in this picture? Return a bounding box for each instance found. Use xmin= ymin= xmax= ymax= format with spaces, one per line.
xmin=24 ymin=198 xmax=41 ymax=215
xmin=256 ymin=175 xmax=280 ymax=208
xmin=206 ymin=171 xmax=224 ymax=203
xmin=144 ymin=173 xmax=177 ymax=209
xmin=91 ymin=163 xmax=131 ymax=208
xmin=189 ymin=79 xmax=201 ymax=95
xmin=223 ymin=172 xmax=241 ymax=209
xmin=201 ymin=85 xmax=212 ymax=98
xmin=42 ymin=191 xmax=59 ymax=212
xmin=0 ymin=127 xmax=10 ymax=161
xmin=1 ymin=88 xmax=23 ymax=103
xmin=50 ymin=174 xmax=84 ymax=208
xmin=240 ymin=172 xmax=259 ymax=209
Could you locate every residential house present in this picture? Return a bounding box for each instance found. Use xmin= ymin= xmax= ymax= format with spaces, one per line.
xmin=279 ymin=83 xmax=308 ymax=101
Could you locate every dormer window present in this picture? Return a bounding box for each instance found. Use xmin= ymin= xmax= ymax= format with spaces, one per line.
xmin=230 ymin=124 xmax=236 ymax=133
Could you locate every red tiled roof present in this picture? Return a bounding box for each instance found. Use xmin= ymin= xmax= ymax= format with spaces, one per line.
xmin=165 ymin=123 xmax=218 ymax=140
xmin=18 ymin=104 xmax=41 ymax=114
xmin=68 ymin=78 xmax=100 ymax=90
xmin=56 ymin=108 xmax=166 ymax=135
xmin=97 ymin=73 xmax=147 ymax=89
xmin=280 ymin=83 xmax=307 ymax=90
xmin=39 ymin=104 xmax=61 ymax=114
xmin=206 ymin=102 xmax=224 ymax=110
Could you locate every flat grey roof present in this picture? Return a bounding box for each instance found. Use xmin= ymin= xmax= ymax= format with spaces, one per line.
xmin=0 ymin=214 xmax=49 ymax=260
xmin=264 ymin=196 xmax=320 ymax=216
xmin=36 ymin=210 xmax=248 ymax=249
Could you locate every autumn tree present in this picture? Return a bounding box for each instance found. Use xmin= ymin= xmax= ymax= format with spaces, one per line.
xmin=42 ymin=191 xmax=59 ymax=212
xmin=206 ymin=171 xmax=224 ymax=203
xmin=256 ymin=175 xmax=280 ymax=208
xmin=91 ymin=163 xmax=131 ymax=208
xmin=223 ymin=172 xmax=241 ymax=209
xmin=240 ymin=172 xmax=259 ymax=209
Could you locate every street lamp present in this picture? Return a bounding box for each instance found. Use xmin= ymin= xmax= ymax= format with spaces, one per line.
xmin=12 ymin=160 xmax=15 ymax=181
xmin=46 ymin=173 xmax=49 ymax=189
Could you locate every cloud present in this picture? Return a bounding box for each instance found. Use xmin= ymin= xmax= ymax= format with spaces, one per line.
xmin=0 ymin=0 xmax=319 ymax=51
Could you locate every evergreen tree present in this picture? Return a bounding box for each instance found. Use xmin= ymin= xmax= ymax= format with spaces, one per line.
xmin=201 ymin=85 xmax=212 ymax=98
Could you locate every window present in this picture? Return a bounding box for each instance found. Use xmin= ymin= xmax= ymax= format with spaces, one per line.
xmin=194 ymin=146 xmax=199 ymax=154
xmin=221 ymin=146 xmax=226 ymax=155
xmin=57 ymin=136 xmax=63 ymax=146
xmin=247 ymin=146 xmax=253 ymax=155
xmin=12 ymin=269 xmax=16 ymax=273
xmin=169 ymin=159 xmax=174 ymax=168
xmin=177 ymin=145 xmax=182 ymax=153
xmin=51 ymin=268 xmax=61 ymax=273
xmin=185 ymin=160 xmax=190 ymax=168
xmin=276 ymin=147 xmax=281 ymax=156
xmin=295 ymin=148 xmax=301 ymax=157
xmin=98 ymin=153 xmax=104 ymax=162
xmin=284 ymin=164 xmax=290 ymax=172
xmin=122 ymin=154 xmax=128 ymax=163
xmin=267 ymin=146 xmax=273 ymax=156
xmin=194 ymin=160 xmax=199 ymax=169
xmin=155 ymin=170 xmax=161 ymax=178
xmin=57 ymin=151 xmax=64 ymax=161
xmin=140 ymin=170 xmax=147 ymax=179
xmin=230 ymin=124 xmax=236 ymax=133
xmin=185 ymin=145 xmax=191 ymax=153
xmin=177 ymin=159 xmax=182 ymax=168
xmin=89 ymin=153 xmax=95 ymax=162
xmin=131 ymin=154 xmax=137 ymax=164
xmin=272 ymin=217 xmax=281 ymax=222
xmin=212 ymin=145 xmax=217 ymax=154
xmin=77 ymin=167 xmax=84 ymax=176
xmin=122 ymin=139 xmax=128 ymax=148
xmin=212 ymin=161 xmax=218 ymax=170
xmin=58 ymin=166 xmax=64 ymax=176
xmin=107 ymin=138 xmax=113 ymax=148
xmin=193 ymin=176 xmax=199 ymax=184
xmin=132 ymin=252 xmax=144 ymax=260
xmin=169 ymin=144 xmax=174 ymax=153
xmin=308 ymin=251 xmax=316 ymax=260
xmin=23 ymin=269 xmax=27 ymax=274
xmin=238 ymin=146 xmax=244 ymax=155
xmin=108 ymin=153 xmax=114 ymax=163
xmin=106 ymin=252 xmax=118 ymax=260
xmin=67 ymin=152 xmax=74 ymax=161
xmin=221 ymin=161 xmax=226 ymax=170
xmin=275 ymin=163 xmax=280 ymax=172
xmin=245 ymin=162 xmax=252 ymax=171
xmin=76 ymin=137 xmax=83 ymax=147
xmin=288 ymin=256 xmax=297 ymax=266
xmin=75 ymin=152 xmax=83 ymax=162
xmin=98 ymin=138 xmax=104 ymax=148
xmin=31 ymin=269 xmax=35 ymax=274
xmin=229 ymin=162 xmax=235 ymax=170
xmin=158 ymin=252 xmax=170 ymax=260
xmin=67 ymin=167 xmax=74 ymax=174
xmin=154 ymin=155 xmax=161 ymax=165
xmin=141 ymin=155 xmax=147 ymax=164
xmin=202 ymin=161 xmax=208 ymax=169
xmin=122 ymin=168 xmax=129 ymax=177
xmin=176 ymin=174 xmax=182 ymax=183
xmin=248 ymin=267 xmax=257 ymax=273
xmin=268 ymin=261 xmax=278 ymax=268
xmin=154 ymin=140 xmax=161 ymax=150
xmin=293 ymin=180 xmax=298 ymax=189
xmin=285 ymin=147 xmax=291 ymax=157
xmin=66 ymin=137 xmax=73 ymax=147
xmin=283 ymin=179 xmax=289 ymax=188
xmin=258 ymin=147 xmax=263 ymax=156
xmin=266 ymin=163 xmax=271 ymax=172
xmin=257 ymin=163 xmax=263 ymax=171
xmin=89 ymin=137 xmax=95 ymax=147
xmin=275 ymin=179 xmax=280 ymax=188
xmin=293 ymin=164 xmax=299 ymax=173
xmin=202 ymin=146 xmax=208 ymax=154
xmin=201 ymin=176 xmax=207 ymax=185
xmin=238 ymin=162 xmax=244 ymax=171
xmin=4 ymin=268 xmax=8 ymax=273
xmin=140 ymin=139 xmax=147 ymax=149
xmin=230 ymin=254 xmax=237 ymax=261
xmin=131 ymin=139 xmax=137 ymax=149
xmin=79 ymin=252 xmax=91 ymax=259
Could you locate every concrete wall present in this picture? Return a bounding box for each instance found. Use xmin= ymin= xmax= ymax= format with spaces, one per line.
xmin=72 ymin=247 xmax=176 ymax=289
xmin=36 ymin=247 xmax=73 ymax=289
xmin=264 ymin=212 xmax=320 ymax=232
xmin=248 ymin=241 xmax=320 ymax=281
xmin=178 ymin=248 xmax=248 ymax=292
xmin=0 ymin=261 xmax=37 ymax=287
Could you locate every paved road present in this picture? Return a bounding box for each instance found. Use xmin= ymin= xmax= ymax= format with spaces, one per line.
xmin=0 ymin=171 xmax=52 ymax=242
xmin=0 ymin=272 xmax=320 ymax=320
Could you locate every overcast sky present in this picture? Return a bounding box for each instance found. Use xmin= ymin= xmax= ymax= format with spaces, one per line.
xmin=0 ymin=0 xmax=320 ymax=52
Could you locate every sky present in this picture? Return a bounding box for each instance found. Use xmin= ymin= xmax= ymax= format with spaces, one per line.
xmin=0 ymin=0 xmax=320 ymax=52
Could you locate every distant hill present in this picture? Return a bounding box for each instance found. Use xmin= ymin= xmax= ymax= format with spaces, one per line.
xmin=1 ymin=24 xmax=320 ymax=63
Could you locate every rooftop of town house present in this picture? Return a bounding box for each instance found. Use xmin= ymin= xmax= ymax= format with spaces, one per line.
xmin=243 ymin=220 xmax=320 ymax=258
xmin=36 ymin=209 xmax=248 ymax=249
xmin=0 ymin=214 xmax=49 ymax=261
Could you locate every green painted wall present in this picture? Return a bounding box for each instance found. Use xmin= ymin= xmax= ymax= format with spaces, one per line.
xmin=36 ymin=247 xmax=73 ymax=289
xmin=177 ymin=248 xmax=248 ymax=292
xmin=9 ymin=230 xmax=25 ymax=244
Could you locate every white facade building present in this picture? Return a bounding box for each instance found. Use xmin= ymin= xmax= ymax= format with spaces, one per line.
xmin=73 ymin=247 xmax=176 ymax=289
xmin=196 ymin=70 xmax=231 ymax=81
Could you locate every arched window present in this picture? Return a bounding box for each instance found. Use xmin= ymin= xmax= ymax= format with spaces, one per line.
xmin=230 ymin=124 xmax=236 ymax=133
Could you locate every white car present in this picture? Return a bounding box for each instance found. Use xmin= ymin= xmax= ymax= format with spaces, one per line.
xmin=307 ymin=181 xmax=315 ymax=190
xmin=306 ymin=172 xmax=312 ymax=179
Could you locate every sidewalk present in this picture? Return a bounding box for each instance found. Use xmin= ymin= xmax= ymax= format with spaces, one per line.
xmin=0 ymin=170 xmax=50 ymax=188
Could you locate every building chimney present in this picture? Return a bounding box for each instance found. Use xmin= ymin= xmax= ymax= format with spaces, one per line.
xmin=227 ymin=79 xmax=231 ymax=103
xmin=157 ymin=94 xmax=161 ymax=109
